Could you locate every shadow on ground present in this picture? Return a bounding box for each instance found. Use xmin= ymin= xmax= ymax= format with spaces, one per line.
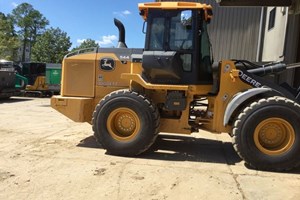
xmin=77 ymin=136 xmax=102 ymax=149
xmin=144 ymin=134 xmax=241 ymax=165
xmin=38 ymin=104 xmax=51 ymax=107
xmin=0 ymin=97 xmax=33 ymax=104
xmin=77 ymin=134 xmax=242 ymax=166
xmin=77 ymin=134 xmax=300 ymax=173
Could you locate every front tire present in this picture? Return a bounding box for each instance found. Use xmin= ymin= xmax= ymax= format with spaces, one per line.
xmin=92 ymin=90 xmax=160 ymax=156
xmin=233 ymin=96 xmax=300 ymax=171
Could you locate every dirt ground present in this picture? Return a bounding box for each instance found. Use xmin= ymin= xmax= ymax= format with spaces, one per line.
xmin=0 ymin=97 xmax=300 ymax=200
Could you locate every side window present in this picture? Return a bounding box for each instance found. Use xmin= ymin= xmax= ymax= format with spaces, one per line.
xmin=169 ymin=10 xmax=193 ymax=51
xmin=149 ymin=17 xmax=165 ymax=50
xmin=200 ymin=22 xmax=212 ymax=74
xmin=147 ymin=10 xmax=194 ymax=72
xmin=170 ymin=10 xmax=193 ymax=72
xmin=268 ymin=7 xmax=276 ymax=30
xmin=201 ymin=22 xmax=211 ymax=60
xmin=180 ymin=54 xmax=192 ymax=71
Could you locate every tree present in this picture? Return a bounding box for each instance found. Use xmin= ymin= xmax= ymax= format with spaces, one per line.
xmin=0 ymin=12 xmax=19 ymax=61
xmin=10 ymin=3 xmax=49 ymax=62
xmin=71 ymin=39 xmax=99 ymax=52
xmin=31 ymin=27 xmax=72 ymax=63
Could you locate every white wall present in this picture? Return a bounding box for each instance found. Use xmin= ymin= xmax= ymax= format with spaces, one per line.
xmin=262 ymin=7 xmax=289 ymax=62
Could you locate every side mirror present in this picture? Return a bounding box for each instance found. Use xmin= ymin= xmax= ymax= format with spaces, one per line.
xmin=181 ymin=10 xmax=192 ymax=27
xmin=142 ymin=21 xmax=147 ymax=34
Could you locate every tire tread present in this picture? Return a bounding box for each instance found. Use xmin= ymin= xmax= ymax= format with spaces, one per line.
xmin=92 ymin=89 xmax=160 ymax=156
xmin=232 ymin=96 xmax=300 ymax=171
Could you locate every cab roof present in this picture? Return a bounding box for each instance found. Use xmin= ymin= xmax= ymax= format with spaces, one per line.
xmin=138 ymin=2 xmax=212 ymax=20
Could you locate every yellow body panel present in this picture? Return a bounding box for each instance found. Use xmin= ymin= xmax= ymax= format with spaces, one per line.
xmin=209 ymin=61 xmax=252 ymax=133
xmin=61 ymin=53 xmax=96 ymax=97
xmin=95 ymin=53 xmax=131 ymax=88
xmin=51 ymin=96 xmax=94 ymax=123
xmin=159 ymin=107 xmax=191 ymax=134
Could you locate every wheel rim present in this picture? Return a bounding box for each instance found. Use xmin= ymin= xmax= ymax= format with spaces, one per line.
xmin=107 ymin=107 xmax=140 ymax=142
xmin=254 ymin=118 xmax=295 ymax=155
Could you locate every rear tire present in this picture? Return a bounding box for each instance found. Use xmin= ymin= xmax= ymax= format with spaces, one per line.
xmin=233 ymin=96 xmax=300 ymax=171
xmin=92 ymin=90 xmax=160 ymax=156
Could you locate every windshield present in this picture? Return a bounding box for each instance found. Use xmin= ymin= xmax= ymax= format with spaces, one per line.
xmin=148 ymin=10 xmax=194 ymax=51
xmin=169 ymin=10 xmax=193 ymax=51
xmin=149 ymin=17 xmax=165 ymax=50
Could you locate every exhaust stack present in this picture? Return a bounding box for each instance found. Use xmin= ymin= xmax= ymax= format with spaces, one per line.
xmin=114 ymin=18 xmax=128 ymax=48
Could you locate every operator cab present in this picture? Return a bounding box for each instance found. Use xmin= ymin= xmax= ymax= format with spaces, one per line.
xmin=139 ymin=2 xmax=213 ymax=85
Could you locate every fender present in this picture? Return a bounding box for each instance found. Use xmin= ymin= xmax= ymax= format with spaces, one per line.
xmin=223 ymin=87 xmax=272 ymax=126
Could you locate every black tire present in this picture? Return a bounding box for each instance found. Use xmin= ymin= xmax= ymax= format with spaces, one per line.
xmin=92 ymin=90 xmax=160 ymax=156
xmin=233 ymin=96 xmax=300 ymax=171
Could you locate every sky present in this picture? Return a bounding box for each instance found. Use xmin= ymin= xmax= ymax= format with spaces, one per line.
xmin=0 ymin=0 xmax=150 ymax=49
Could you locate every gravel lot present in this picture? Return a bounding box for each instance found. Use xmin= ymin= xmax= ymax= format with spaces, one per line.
xmin=0 ymin=97 xmax=300 ymax=200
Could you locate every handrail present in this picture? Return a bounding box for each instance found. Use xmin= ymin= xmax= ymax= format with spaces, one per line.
xmin=64 ymin=47 xmax=98 ymax=58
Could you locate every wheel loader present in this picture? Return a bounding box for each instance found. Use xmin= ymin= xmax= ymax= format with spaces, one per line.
xmin=51 ymin=2 xmax=300 ymax=171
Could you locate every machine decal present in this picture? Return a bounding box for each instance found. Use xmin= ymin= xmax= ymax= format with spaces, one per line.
xmin=97 ymin=81 xmax=119 ymax=86
xmin=98 ymin=74 xmax=104 ymax=82
xmin=100 ymin=58 xmax=115 ymax=71
xmin=97 ymin=74 xmax=119 ymax=86
xmin=120 ymin=55 xmax=130 ymax=60
xmin=238 ymin=70 xmax=262 ymax=88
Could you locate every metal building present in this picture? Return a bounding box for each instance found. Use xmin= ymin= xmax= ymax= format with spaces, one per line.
xmin=202 ymin=0 xmax=261 ymax=61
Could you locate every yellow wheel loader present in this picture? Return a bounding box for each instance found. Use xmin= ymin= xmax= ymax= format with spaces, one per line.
xmin=51 ymin=2 xmax=300 ymax=171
